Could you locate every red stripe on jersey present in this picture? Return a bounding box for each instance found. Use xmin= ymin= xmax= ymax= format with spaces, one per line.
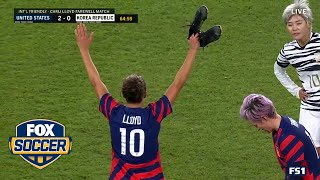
xmin=166 ymin=106 xmax=171 ymax=115
xmin=273 ymin=129 xmax=286 ymax=169
xmin=151 ymin=103 xmax=156 ymax=116
xmin=301 ymin=161 xmax=313 ymax=180
xmin=109 ymin=99 xmax=118 ymax=117
xmin=157 ymin=100 xmax=164 ymax=123
xmin=285 ymin=140 xmax=303 ymax=162
xmin=129 ymin=175 xmax=140 ymax=180
xmin=276 ymin=156 xmax=287 ymax=172
xmin=273 ymin=128 xmax=282 ymax=145
xmin=104 ymin=95 xmax=111 ymax=119
xmin=110 ymin=157 xmax=119 ymax=176
xmin=295 ymin=153 xmax=304 ymax=162
xmin=112 ymin=152 xmax=162 ymax=180
xmin=126 ymin=154 xmax=161 ymax=169
xmin=280 ymin=135 xmax=295 ymax=152
xmin=135 ymin=166 xmax=163 ymax=179
xmin=277 ymin=128 xmax=282 ymax=139
xmin=113 ymin=163 xmax=129 ymax=180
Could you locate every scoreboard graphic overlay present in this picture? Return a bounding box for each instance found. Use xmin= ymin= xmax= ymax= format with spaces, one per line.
xmin=14 ymin=8 xmax=138 ymax=23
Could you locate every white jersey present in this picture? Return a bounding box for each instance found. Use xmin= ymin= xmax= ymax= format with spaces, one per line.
xmin=276 ymin=32 xmax=320 ymax=111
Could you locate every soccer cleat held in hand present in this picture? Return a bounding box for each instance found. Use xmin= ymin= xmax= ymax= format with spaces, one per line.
xmin=188 ymin=5 xmax=208 ymax=39
xmin=199 ymin=25 xmax=221 ymax=47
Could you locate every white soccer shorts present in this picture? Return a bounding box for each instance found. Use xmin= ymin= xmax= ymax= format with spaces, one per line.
xmin=299 ymin=108 xmax=320 ymax=147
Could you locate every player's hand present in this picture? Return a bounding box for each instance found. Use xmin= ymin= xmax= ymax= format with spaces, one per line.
xmin=189 ymin=33 xmax=200 ymax=50
xmin=75 ymin=23 xmax=94 ymax=51
xmin=298 ymin=88 xmax=309 ymax=101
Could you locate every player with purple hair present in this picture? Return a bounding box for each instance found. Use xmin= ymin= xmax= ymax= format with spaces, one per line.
xmin=240 ymin=94 xmax=320 ymax=179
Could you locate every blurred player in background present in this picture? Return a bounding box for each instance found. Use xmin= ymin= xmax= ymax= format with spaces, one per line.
xmin=240 ymin=94 xmax=320 ymax=179
xmin=75 ymin=23 xmax=200 ymax=179
xmin=274 ymin=0 xmax=320 ymax=155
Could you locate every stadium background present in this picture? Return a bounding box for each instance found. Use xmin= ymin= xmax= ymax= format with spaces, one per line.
xmin=1 ymin=0 xmax=319 ymax=179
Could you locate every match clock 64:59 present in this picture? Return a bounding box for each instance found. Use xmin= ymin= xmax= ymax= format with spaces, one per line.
xmin=117 ymin=14 xmax=138 ymax=23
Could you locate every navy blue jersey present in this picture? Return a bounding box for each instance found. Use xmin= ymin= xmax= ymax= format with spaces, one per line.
xmin=272 ymin=116 xmax=320 ymax=179
xmin=99 ymin=93 xmax=172 ymax=180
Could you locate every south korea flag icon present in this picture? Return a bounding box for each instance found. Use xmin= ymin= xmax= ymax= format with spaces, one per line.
xmin=8 ymin=119 xmax=72 ymax=169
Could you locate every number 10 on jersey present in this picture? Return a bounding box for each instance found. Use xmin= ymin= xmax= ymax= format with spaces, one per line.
xmin=120 ymin=128 xmax=145 ymax=157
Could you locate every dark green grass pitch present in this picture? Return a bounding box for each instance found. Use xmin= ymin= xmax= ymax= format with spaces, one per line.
xmin=1 ymin=0 xmax=319 ymax=179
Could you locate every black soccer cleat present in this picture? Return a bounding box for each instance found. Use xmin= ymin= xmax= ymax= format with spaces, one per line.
xmin=188 ymin=5 xmax=208 ymax=39
xmin=199 ymin=25 xmax=221 ymax=47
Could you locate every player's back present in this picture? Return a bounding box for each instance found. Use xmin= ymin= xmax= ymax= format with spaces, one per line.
xmin=110 ymin=106 xmax=161 ymax=164
xmin=99 ymin=93 xmax=172 ymax=180
xmin=273 ymin=116 xmax=320 ymax=179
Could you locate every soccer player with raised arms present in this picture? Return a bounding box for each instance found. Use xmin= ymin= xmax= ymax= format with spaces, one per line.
xmin=74 ymin=5 xmax=220 ymax=179
xmin=240 ymin=94 xmax=320 ymax=179
xmin=274 ymin=0 xmax=320 ymax=155
xmin=75 ymin=23 xmax=197 ymax=179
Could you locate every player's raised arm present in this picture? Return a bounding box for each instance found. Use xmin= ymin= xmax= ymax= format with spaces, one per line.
xmin=165 ymin=33 xmax=200 ymax=104
xmin=75 ymin=23 xmax=108 ymax=99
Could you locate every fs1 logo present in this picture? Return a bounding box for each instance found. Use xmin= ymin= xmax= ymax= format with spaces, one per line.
xmin=8 ymin=119 xmax=72 ymax=169
xmin=288 ymin=167 xmax=306 ymax=176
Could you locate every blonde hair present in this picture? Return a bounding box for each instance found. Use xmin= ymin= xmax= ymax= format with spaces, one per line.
xmin=282 ymin=0 xmax=313 ymax=23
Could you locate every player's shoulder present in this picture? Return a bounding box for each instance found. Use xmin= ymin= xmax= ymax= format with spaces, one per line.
xmin=286 ymin=116 xmax=305 ymax=131
xmin=100 ymin=92 xmax=112 ymax=100
xmin=100 ymin=93 xmax=120 ymax=102
xmin=282 ymin=40 xmax=297 ymax=50
xmin=146 ymin=95 xmax=171 ymax=106
xmin=277 ymin=41 xmax=297 ymax=58
xmin=100 ymin=93 xmax=122 ymax=110
xmin=313 ymin=32 xmax=320 ymax=37
xmin=311 ymin=32 xmax=320 ymax=42
xmin=280 ymin=116 xmax=300 ymax=133
xmin=287 ymin=116 xmax=298 ymax=127
xmin=282 ymin=116 xmax=309 ymax=139
xmin=145 ymin=95 xmax=172 ymax=117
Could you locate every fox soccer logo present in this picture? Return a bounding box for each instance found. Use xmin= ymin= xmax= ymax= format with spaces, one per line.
xmin=8 ymin=119 xmax=72 ymax=169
